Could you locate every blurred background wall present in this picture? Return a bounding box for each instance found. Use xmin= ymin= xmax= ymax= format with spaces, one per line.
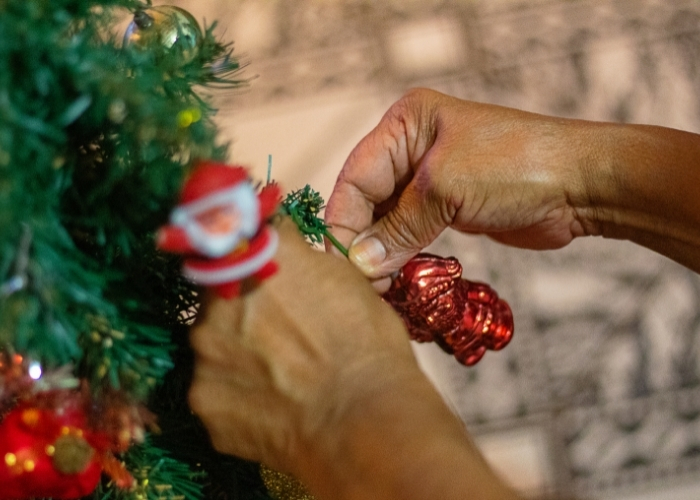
xmin=167 ymin=1 xmax=700 ymax=499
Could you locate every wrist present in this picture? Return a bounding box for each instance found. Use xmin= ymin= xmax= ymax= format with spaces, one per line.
xmin=562 ymin=120 xmax=622 ymax=237
xmin=568 ymin=121 xmax=700 ymax=271
xmin=295 ymin=363 xmax=518 ymax=500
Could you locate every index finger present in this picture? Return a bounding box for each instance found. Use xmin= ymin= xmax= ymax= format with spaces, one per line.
xmin=324 ymin=110 xmax=414 ymax=251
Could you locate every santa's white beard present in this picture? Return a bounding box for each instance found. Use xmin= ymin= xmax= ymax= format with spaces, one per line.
xmin=171 ymin=184 xmax=260 ymax=258
xmin=186 ymin=224 xmax=247 ymax=257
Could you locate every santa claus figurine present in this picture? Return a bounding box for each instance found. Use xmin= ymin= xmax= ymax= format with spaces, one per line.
xmin=157 ymin=161 xmax=281 ymax=298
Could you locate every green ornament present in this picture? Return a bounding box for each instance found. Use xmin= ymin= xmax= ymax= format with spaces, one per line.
xmin=123 ymin=6 xmax=203 ymax=65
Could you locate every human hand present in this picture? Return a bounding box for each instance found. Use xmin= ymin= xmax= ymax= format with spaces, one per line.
xmin=188 ymin=219 xmax=522 ymax=500
xmin=187 ymin=219 xmax=421 ymax=474
xmin=326 ymin=88 xmax=595 ymax=290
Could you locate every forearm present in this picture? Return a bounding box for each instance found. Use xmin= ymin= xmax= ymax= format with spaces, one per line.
xmin=570 ymin=122 xmax=700 ymax=272
xmin=296 ymin=367 xmax=520 ymax=500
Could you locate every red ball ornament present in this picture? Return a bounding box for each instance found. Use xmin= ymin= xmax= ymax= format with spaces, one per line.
xmin=157 ymin=161 xmax=282 ymax=298
xmin=0 ymin=395 xmax=103 ymax=500
xmin=382 ymin=253 xmax=514 ymax=366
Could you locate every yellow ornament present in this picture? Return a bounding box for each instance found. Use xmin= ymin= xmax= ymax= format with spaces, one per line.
xmin=260 ymin=465 xmax=316 ymax=500
xmin=123 ymin=6 xmax=202 ymax=65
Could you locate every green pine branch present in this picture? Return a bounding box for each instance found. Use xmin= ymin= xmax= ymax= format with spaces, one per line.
xmin=280 ymin=185 xmax=348 ymax=257
xmin=95 ymin=436 xmax=206 ymax=500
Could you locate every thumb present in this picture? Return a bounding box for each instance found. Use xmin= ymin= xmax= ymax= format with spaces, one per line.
xmin=348 ymin=183 xmax=448 ymax=278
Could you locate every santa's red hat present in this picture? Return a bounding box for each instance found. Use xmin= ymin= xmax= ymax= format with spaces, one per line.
xmin=180 ymin=161 xmax=249 ymax=204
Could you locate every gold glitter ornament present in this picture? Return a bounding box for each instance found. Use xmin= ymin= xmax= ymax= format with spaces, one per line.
xmin=123 ymin=6 xmax=203 ymax=65
xmin=260 ymin=464 xmax=316 ymax=500
xmin=52 ymin=434 xmax=95 ymax=474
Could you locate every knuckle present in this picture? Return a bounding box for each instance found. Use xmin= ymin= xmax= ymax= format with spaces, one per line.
xmin=210 ymin=438 xmax=231 ymax=455
xmin=188 ymin=324 xmax=213 ymax=358
xmin=187 ymin=382 xmax=206 ymax=415
xmin=403 ymin=87 xmax=435 ymax=104
xmin=382 ymin=207 xmax=425 ymax=250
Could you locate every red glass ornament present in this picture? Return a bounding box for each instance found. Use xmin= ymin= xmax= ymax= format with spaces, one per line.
xmin=382 ymin=253 xmax=514 ymax=366
xmin=0 ymin=394 xmax=102 ymax=500
xmin=0 ymin=390 xmax=136 ymax=500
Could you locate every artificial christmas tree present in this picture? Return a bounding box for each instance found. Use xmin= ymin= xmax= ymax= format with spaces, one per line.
xmin=0 ymin=1 xmax=274 ymax=499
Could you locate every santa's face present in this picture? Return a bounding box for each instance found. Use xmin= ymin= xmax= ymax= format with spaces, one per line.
xmin=195 ymin=205 xmax=242 ymax=237
xmin=171 ymin=183 xmax=260 ymax=258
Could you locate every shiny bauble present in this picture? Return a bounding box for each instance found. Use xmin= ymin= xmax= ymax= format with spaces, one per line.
xmin=0 ymin=397 xmax=103 ymax=500
xmin=123 ymin=6 xmax=203 ymax=65
xmin=382 ymin=253 xmax=514 ymax=366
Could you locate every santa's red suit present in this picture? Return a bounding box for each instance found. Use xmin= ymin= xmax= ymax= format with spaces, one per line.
xmin=157 ymin=161 xmax=281 ymax=298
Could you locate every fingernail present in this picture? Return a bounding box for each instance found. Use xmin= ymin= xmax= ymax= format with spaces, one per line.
xmin=349 ymin=236 xmax=386 ymax=272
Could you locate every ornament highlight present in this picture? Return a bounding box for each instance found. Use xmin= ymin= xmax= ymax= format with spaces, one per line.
xmin=123 ymin=6 xmax=203 ymax=65
xmin=157 ymin=161 xmax=281 ymax=298
xmin=382 ymin=253 xmax=514 ymax=366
